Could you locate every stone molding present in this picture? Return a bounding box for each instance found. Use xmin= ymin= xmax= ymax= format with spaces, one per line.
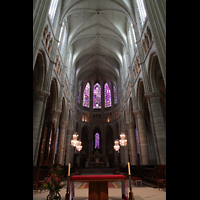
xmin=144 ymin=92 xmax=160 ymax=99
xmin=33 ymin=90 xmax=50 ymax=102
xmin=133 ymin=109 xmax=144 ymax=116
xmin=60 ymin=122 xmax=68 ymax=127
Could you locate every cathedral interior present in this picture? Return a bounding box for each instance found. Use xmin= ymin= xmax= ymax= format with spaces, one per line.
xmin=33 ymin=0 xmax=166 ymax=179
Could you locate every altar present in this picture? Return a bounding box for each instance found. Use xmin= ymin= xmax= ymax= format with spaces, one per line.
xmin=89 ymin=149 xmax=106 ymax=167
xmin=69 ymin=174 xmax=128 ymax=200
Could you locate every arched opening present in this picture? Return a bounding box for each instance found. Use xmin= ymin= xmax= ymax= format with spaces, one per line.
xmin=80 ymin=126 xmax=89 ymax=168
xmin=92 ymin=128 xmax=101 ymax=153
xmin=37 ymin=79 xmax=58 ymax=166
xmin=149 ymin=54 xmax=166 ymax=129
xmin=106 ymin=126 xmax=114 ymax=167
xmin=138 ymin=80 xmax=157 ymax=165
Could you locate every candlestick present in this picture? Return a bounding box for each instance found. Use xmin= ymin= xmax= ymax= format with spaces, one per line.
xmin=68 ymin=163 xmax=70 ymax=176
xmin=128 ymin=162 xmax=130 ymax=175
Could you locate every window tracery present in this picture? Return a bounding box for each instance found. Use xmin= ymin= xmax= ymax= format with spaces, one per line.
xmin=93 ymin=83 xmax=101 ymax=109
xmin=105 ymin=83 xmax=111 ymax=108
xmin=83 ymin=83 xmax=90 ymax=108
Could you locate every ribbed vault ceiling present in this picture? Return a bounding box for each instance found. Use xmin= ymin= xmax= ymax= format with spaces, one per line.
xmin=61 ymin=0 xmax=136 ymax=84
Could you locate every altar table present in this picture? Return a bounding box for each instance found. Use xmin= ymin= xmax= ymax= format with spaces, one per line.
xmin=69 ymin=174 xmax=128 ymax=200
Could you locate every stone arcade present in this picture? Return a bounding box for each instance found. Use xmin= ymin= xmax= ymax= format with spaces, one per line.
xmin=33 ymin=0 xmax=166 ymax=199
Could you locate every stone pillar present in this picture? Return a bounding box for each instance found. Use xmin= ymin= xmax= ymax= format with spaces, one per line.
xmin=49 ymin=110 xmax=61 ymax=164
xmin=113 ymin=125 xmax=119 ymax=167
xmin=133 ymin=110 xmax=149 ymax=165
xmin=65 ymin=129 xmax=74 ymax=166
xmin=58 ymin=122 xmax=68 ymax=165
xmin=145 ymin=92 xmax=166 ymax=164
xmin=120 ymin=130 xmax=128 ymax=167
xmin=33 ymin=90 xmax=49 ymax=166
xmin=127 ymin=123 xmax=138 ymax=165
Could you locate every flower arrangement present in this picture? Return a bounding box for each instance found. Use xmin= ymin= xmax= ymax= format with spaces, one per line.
xmin=43 ymin=165 xmax=67 ymax=192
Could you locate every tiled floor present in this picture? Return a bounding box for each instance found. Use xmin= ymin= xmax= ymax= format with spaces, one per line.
xmin=33 ymin=180 xmax=166 ymax=200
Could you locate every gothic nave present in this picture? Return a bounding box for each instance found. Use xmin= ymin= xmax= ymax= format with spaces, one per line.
xmin=33 ymin=0 xmax=166 ymax=199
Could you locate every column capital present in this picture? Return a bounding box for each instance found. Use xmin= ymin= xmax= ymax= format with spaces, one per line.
xmin=34 ymin=90 xmax=50 ymax=102
xmin=144 ymin=92 xmax=160 ymax=99
xmin=126 ymin=122 xmax=134 ymax=128
xmin=133 ymin=109 xmax=144 ymax=116
xmin=50 ymin=109 xmax=62 ymax=122
xmin=60 ymin=122 xmax=68 ymax=127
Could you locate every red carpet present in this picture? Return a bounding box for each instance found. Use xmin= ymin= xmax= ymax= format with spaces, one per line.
xmin=78 ymin=182 xmax=120 ymax=189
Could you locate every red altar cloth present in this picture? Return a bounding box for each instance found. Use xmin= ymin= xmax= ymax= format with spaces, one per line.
xmin=69 ymin=174 xmax=128 ymax=200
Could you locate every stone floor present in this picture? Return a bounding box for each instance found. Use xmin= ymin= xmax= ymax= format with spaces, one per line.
xmin=33 ymin=180 xmax=166 ymax=200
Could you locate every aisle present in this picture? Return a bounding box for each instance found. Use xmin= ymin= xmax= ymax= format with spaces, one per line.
xmin=33 ymin=180 xmax=166 ymax=200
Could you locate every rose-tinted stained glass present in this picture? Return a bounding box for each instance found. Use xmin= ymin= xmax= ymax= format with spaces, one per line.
xmin=77 ymin=86 xmax=81 ymax=104
xmin=93 ymin=83 xmax=101 ymax=109
xmin=105 ymin=83 xmax=111 ymax=108
xmin=83 ymin=83 xmax=90 ymax=108
xmin=95 ymin=133 xmax=100 ymax=149
xmin=114 ymin=85 xmax=117 ymax=104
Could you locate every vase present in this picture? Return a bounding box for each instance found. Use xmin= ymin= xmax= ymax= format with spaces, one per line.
xmin=46 ymin=190 xmax=61 ymax=200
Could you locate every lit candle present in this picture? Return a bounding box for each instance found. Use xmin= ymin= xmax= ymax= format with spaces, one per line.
xmin=68 ymin=163 xmax=70 ymax=176
xmin=128 ymin=162 xmax=131 ymax=175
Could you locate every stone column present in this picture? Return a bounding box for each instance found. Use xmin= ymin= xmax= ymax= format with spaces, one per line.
xmin=113 ymin=125 xmax=119 ymax=167
xmin=58 ymin=122 xmax=68 ymax=165
xmin=65 ymin=129 xmax=74 ymax=166
xmin=126 ymin=123 xmax=138 ymax=165
xmin=120 ymin=130 xmax=129 ymax=167
xmin=133 ymin=110 xmax=149 ymax=165
xmin=49 ymin=110 xmax=61 ymax=164
xmin=33 ymin=90 xmax=49 ymax=166
xmin=145 ymin=92 xmax=166 ymax=164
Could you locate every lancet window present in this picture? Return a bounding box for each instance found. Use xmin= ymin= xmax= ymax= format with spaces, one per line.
xmin=105 ymin=83 xmax=111 ymax=108
xmin=93 ymin=83 xmax=101 ymax=109
xmin=83 ymin=83 xmax=90 ymax=108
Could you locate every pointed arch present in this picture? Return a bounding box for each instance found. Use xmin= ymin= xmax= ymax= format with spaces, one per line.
xmin=50 ymin=78 xmax=58 ymax=111
xmin=136 ymin=78 xmax=145 ymax=111
xmin=93 ymin=83 xmax=101 ymax=109
xmin=33 ymin=49 xmax=47 ymax=92
xmin=83 ymin=82 xmax=90 ymax=108
xmin=104 ymin=83 xmax=111 ymax=108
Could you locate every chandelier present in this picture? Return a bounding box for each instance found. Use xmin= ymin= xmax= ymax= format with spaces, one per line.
xmin=76 ymin=140 xmax=82 ymax=151
xmin=119 ymin=132 xmax=127 ymax=146
xmin=71 ymin=132 xmax=82 ymax=151
xmin=113 ymin=140 xmax=120 ymax=151
xmin=114 ymin=132 xmax=127 ymax=151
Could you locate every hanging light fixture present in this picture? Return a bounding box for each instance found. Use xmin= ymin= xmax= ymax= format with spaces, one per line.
xmin=71 ymin=132 xmax=78 ymax=147
xmin=119 ymin=132 xmax=127 ymax=146
xmin=113 ymin=140 xmax=120 ymax=151
xmin=76 ymin=140 xmax=82 ymax=151
xmin=71 ymin=132 xmax=82 ymax=151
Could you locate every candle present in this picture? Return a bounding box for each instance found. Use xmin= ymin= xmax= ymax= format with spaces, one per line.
xmin=68 ymin=163 xmax=70 ymax=176
xmin=128 ymin=162 xmax=130 ymax=175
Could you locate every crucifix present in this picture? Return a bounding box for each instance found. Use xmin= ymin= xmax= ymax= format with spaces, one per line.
xmin=57 ymin=146 xmax=64 ymax=165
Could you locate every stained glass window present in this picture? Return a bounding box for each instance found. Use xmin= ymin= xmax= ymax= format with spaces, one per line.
xmin=83 ymin=82 xmax=90 ymax=108
xmin=93 ymin=83 xmax=101 ymax=109
xmin=105 ymin=83 xmax=111 ymax=108
xmin=95 ymin=133 xmax=100 ymax=149
xmin=77 ymin=86 xmax=81 ymax=104
xmin=114 ymin=85 xmax=117 ymax=104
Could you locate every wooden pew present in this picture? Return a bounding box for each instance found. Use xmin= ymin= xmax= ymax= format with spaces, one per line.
xmin=156 ymin=164 xmax=166 ymax=190
xmin=33 ymin=166 xmax=40 ymax=193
